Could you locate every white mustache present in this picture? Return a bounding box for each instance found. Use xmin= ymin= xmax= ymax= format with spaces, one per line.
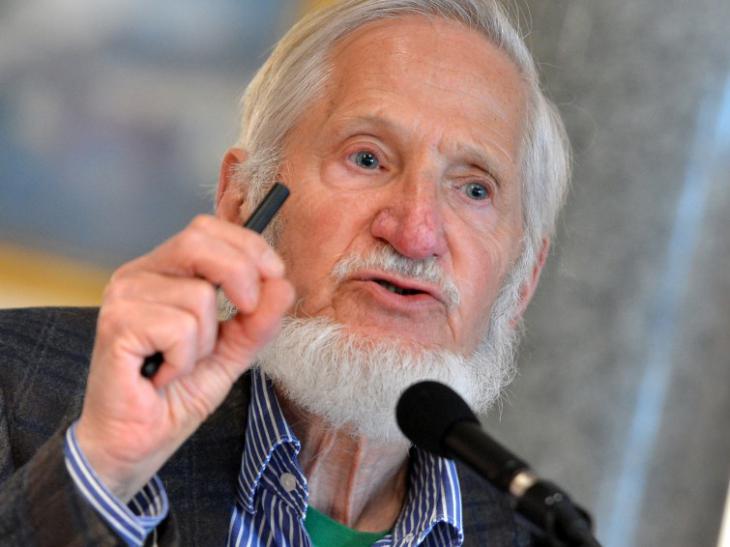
xmin=331 ymin=244 xmax=461 ymax=309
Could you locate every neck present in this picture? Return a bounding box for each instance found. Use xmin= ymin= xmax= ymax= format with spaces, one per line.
xmin=277 ymin=389 xmax=410 ymax=532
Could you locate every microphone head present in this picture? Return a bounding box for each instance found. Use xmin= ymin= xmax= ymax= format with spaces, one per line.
xmin=396 ymin=381 xmax=479 ymax=457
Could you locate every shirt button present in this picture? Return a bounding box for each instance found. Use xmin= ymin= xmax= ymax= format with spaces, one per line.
xmin=403 ymin=532 xmax=415 ymax=543
xmin=279 ymin=472 xmax=298 ymax=492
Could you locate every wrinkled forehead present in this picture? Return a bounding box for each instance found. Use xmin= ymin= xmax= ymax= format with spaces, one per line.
xmin=305 ymin=15 xmax=528 ymax=177
xmin=328 ymin=15 xmax=526 ymax=99
xmin=326 ymin=16 xmax=526 ymax=136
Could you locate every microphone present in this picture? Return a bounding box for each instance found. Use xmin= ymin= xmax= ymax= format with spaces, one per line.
xmin=396 ymin=381 xmax=601 ymax=547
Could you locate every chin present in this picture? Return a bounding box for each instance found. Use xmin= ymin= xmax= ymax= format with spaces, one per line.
xmin=255 ymin=315 xmax=518 ymax=443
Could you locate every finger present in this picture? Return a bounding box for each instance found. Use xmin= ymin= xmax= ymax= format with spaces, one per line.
xmin=168 ymin=278 xmax=294 ymax=415
xmin=213 ymin=278 xmax=295 ymax=376
xmin=126 ymin=227 xmax=282 ymax=314
xmin=189 ymin=215 xmax=286 ymax=279
xmin=104 ymin=272 xmax=219 ymax=360
xmin=151 ymin=215 xmax=285 ymax=279
xmin=131 ymin=226 xmax=283 ymax=312
xmin=95 ymin=300 xmax=200 ymax=389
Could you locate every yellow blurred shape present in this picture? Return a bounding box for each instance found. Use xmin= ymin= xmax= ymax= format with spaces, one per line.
xmin=0 ymin=242 xmax=110 ymax=308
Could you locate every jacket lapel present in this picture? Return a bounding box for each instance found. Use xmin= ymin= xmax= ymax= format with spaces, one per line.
xmin=457 ymin=461 xmax=534 ymax=546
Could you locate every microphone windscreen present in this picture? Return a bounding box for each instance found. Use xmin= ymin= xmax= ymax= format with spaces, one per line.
xmin=396 ymin=381 xmax=479 ymax=457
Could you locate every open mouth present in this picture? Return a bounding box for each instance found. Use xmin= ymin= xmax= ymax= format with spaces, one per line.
xmin=372 ymin=278 xmax=426 ymax=296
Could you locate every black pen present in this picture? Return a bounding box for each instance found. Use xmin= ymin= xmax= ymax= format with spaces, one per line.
xmin=140 ymin=182 xmax=290 ymax=379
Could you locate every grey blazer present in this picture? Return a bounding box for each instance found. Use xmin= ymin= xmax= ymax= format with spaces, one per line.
xmin=0 ymin=307 xmax=532 ymax=546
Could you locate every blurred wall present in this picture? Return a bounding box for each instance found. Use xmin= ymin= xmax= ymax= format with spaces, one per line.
xmin=0 ymin=0 xmax=300 ymax=304
xmin=1 ymin=1 xmax=729 ymax=546
xmin=483 ymin=2 xmax=730 ymax=546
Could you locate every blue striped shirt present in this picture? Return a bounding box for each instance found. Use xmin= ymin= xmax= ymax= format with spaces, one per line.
xmin=64 ymin=423 xmax=168 ymax=545
xmin=65 ymin=368 xmax=464 ymax=546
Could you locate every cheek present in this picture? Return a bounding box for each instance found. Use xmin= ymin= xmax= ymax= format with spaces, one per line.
xmin=274 ymin=191 xmax=373 ymax=305
xmin=453 ymin=226 xmax=522 ymax=312
xmin=457 ymin=247 xmax=501 ymax=303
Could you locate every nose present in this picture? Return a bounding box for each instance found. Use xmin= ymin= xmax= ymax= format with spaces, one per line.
xmin=370 ymin=174 xmax=448 ymax=260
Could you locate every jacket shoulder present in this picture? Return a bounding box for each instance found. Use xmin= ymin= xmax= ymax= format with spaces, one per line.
xmin=0 ymin=307 xmax=98 ymax=463
xmin=0 ymin=307 xmax=98 ymax=367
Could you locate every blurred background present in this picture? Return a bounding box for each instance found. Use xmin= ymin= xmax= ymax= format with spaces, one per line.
xmin=1 ymin=0 xmax=728 ymax=545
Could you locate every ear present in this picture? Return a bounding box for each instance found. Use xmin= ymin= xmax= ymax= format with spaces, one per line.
xmin=511 ymin=237 xmax=551 ymax=325
xmin=216 ymin=147 xmax=249 ymax=223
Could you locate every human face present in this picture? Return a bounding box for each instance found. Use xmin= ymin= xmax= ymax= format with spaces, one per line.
xmin=273 ymin=15 xmax=527 ymax=355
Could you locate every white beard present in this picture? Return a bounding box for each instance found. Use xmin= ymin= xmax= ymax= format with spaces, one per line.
xmin=256 ymin=287 xmax=521 ymax=442
xmin=223 ymin=234 xmax=530 ymax=442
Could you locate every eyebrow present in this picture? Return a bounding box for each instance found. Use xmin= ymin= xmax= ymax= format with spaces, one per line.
xmin=449 ymin=141 xmax=507 ymax=187
xmin=328 ymin=114 xmax=399 ymax=138
xmin=329 ymin=113 xmax=510 ymax=186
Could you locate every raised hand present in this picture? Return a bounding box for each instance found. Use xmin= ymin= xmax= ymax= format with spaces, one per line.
xmin=75 ymin=214 xmax=295 ymax=501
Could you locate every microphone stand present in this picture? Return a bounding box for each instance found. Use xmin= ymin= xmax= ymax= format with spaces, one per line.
xmin=448 ymin=421 xmax=601 ymax=547
xmin=395 ymin=381 xmax=602 ymax=546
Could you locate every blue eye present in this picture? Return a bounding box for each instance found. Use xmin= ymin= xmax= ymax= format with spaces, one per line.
xmin=352 ymin=150 xmax=379 ymax=170
xmin=463 ymin=182 xmax=489 ymax=200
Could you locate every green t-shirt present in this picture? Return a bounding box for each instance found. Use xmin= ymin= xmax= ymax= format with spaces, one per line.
xmin=304 ymin=506 xmax=390 ymax=547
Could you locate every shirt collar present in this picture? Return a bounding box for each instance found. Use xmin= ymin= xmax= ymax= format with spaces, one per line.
xmin=237 ymin=367 xmax=463 ymax=545
xmin=391 ymin=448 xmax=463 ymax=546
xmin=237 ymin=367 xmax=306 ymax=514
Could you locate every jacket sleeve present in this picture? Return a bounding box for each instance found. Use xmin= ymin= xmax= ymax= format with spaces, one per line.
xmin=0 ymin=413 xmax=123 ymax=546
xmin=0 ymin=307 xmax=178 ymax=546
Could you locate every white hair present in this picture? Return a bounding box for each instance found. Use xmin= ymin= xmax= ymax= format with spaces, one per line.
xmin=235 ymin=0 xmax=572 ymax=279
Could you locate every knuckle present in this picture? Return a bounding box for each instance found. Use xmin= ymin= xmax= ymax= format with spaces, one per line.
xmin=190 ymin=281 xmax=217 ymax=313
xmin=104 ymin=270 xmax=154 ymax=303
xmin=97 ymin=305 xmax=126 ymax=339
xmin=105 ymin=270 xmax=129 ymax=298
xmin=189 ymin=214 xmax=215 ymax=233
xmin=112 ymin=255 xmax=146 ymax=278
xmin=101 ymin=282 xmax=118 ymax=303
xmin=179 ymin=311 xmax=198 ymax=341
xmin=103 ymin=276 xmax=133 ymax=302
xmin=174 ymin=229 xmax=202 ymax=255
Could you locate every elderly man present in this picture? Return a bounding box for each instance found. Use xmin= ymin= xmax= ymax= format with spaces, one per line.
xmin=0 ymin=0 xmax=570 ymax=545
